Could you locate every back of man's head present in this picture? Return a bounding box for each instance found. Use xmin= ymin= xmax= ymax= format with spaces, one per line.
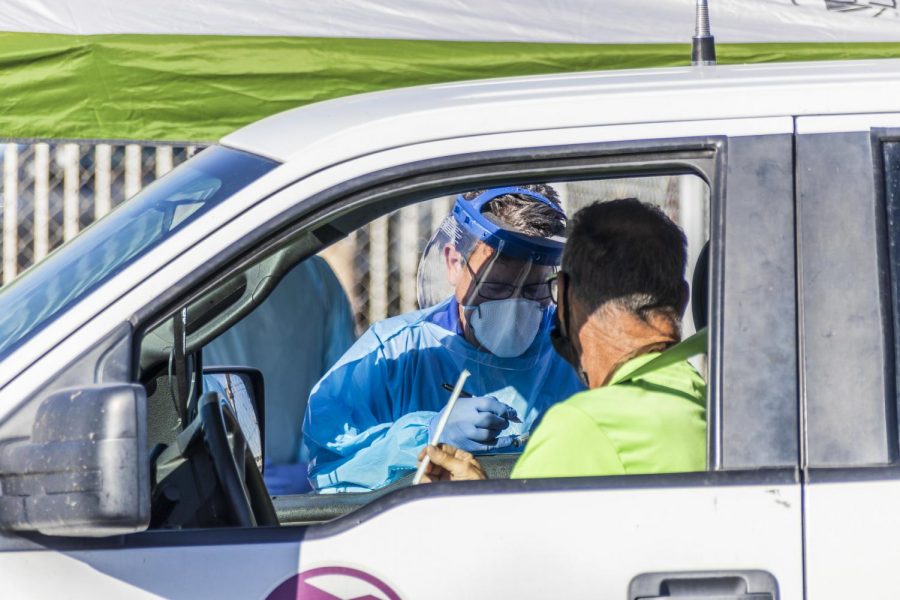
xmin=562 ymin=198 xmax=688 ymax=321
xmin=462 ymin=184 xmax=566 ymax=238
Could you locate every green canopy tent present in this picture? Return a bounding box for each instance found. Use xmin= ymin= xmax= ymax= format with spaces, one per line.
xmin=1 ymin=0 xmax=900 ymax=142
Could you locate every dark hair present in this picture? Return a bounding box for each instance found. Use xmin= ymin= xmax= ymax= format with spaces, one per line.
xmin=562 ymin=198 xmax=687 ymax=320
xmin=462 ymin=184 xmax=565 ymax=238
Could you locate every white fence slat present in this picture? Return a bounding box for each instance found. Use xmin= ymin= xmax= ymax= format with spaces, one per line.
xmin=2 ymin=144 xmax=18 ymax=283
xmin=155 ymin=146 xmax=174 ymax=178
xmin=430 ymin=196 xmax=452 ymax=232
xmin=61 ymin=143 xmax=80 ymax=242
xmin=94 ymin=144 xmax=112 ymax=219
xmin=398 ymin=206 xmax=419 ymax=312
xmin=33 ymin=144 xmax=50 ymax=261
xmin=368 ymin=216 xmax=389 ymax=323
xmin=124 ymin=144 xmax=142 ymax=200
xmin=555 ymin=182 xmax=570 ymax=215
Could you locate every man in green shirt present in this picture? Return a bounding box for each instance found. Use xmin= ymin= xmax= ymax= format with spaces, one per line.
xmin=418 ymin=198 xmax=706 ymax=481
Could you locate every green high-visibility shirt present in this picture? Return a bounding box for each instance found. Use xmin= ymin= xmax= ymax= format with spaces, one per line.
xmin=510 ymin=351 xmax=707 ymax=479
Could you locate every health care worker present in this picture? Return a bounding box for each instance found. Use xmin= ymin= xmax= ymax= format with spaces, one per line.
xmin=302 ymin=186 xmax=584 ymax=492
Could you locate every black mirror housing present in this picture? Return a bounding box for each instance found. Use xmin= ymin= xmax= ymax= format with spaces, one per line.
xmin=0 ymin=384 xmax=150 ymax=537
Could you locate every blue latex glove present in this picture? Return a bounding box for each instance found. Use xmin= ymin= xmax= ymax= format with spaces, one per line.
xmin=428 ymin=395 xmax=520 ymax=452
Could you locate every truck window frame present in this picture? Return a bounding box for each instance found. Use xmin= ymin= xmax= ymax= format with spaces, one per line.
xmin=5 ymin=132 xmax=801 ymax=550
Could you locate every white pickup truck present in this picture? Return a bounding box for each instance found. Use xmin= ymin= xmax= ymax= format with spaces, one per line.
xmin=1 ymin=59 xmax=899 ymax=599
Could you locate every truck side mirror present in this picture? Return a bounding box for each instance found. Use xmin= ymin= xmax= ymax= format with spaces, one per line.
xmin=0 ymin=384 xmax=149 ymax=537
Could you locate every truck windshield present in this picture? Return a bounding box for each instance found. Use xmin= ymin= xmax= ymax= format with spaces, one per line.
xmin=0 ymin=146 xmax=277 ymax=361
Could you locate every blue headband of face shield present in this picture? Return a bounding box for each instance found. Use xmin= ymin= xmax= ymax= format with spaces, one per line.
xmin=451 ymin=187 xmax=566 ymax=266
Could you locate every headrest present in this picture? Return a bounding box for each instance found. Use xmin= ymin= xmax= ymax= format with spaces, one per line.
xmin=691 ymin=241 xmax=710 ymax=331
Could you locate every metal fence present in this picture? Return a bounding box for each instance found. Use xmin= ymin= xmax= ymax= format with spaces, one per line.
xmin=322 ymin=176 xmax=708 ymax=333
xmin=0 ymin=142 xmax=201 ymax=284
xmin=0 ymin=141 xmax=708 ymax=335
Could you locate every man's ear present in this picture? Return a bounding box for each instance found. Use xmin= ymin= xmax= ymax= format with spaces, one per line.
xmin=444 ymin=244 xmax=463 ymax=285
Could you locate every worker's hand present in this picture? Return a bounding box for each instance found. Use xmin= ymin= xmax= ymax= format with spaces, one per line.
xmin=429 ymin=395 xmax=519 ymax=452
xmin=416 ymin=444 xmax=487 ymax=483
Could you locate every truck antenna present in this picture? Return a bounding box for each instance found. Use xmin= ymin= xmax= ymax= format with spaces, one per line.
xmin=692 ymin=0 xmax=716 ymax=66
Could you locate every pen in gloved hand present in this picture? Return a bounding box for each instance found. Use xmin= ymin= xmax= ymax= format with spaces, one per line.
xmin=413 ymin=369 xmax=471 ymax=485
xmin=441 ymin=382 xmax=472 ymax=398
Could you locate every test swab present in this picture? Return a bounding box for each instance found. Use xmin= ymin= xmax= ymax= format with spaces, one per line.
xmin=413 ymin=368 xmax=471 ymax=485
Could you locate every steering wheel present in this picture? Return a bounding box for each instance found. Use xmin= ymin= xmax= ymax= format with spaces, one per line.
xmin=199 ymin=391 xmax=279 ymax=527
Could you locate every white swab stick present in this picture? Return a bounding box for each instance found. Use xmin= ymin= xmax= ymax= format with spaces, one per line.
xmin=413 ymin=369 xmax=471 ymax=485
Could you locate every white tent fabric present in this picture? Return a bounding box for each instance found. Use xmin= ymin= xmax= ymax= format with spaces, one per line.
xmin=1 ymin=0 xmax=897 ymax=141
xmin=3 ymin=0 xmax=900 ymax=43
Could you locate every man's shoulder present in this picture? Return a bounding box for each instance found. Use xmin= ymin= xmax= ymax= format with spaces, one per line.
xmin=515 ymin=360 xmax=707 ymax=478
xmin=526 ymin=401 xmax=601 ymax=451
xmin=511 ymin=399 xmax=625 ymax=478
xmin=369 ymin=310 xmax=424 ymax=337
xmin=367 ymin=307 xmax=440 ymax=345
xmin=343 ymin=305 xmax=457 ymax=361
xmin=564 ymin=360 xmax=705 ymax=421
xmin=562 ymin=383 xmax=639 ymax=414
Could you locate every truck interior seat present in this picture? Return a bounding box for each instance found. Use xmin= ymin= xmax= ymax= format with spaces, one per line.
xmin=692 ymin=240 xmax=709 ymax=331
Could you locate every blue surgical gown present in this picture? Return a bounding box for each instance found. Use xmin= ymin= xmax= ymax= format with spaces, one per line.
xmin=302 ymin=297 xmax=584 ymax=492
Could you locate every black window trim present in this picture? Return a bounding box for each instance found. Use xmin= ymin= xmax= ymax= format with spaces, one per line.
xmin=797 ymin=128 xmax=898 ymax=469
xmin=719 ymin=133 xmax=798 ymax=470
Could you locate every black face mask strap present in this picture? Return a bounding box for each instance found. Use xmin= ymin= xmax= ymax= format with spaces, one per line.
xmin=564 ymin=278 xmax=591 ymax=387
xmin=560 ymin=273 xmax=572 ymax=337
xmin=552 ymin=273 xmax=590 ymax=387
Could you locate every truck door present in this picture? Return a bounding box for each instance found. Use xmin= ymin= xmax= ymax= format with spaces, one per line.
xmin=796 ymin=114 xmax=900 ymax=600
xmin=0 ymin=121 xmax=802 ymax=599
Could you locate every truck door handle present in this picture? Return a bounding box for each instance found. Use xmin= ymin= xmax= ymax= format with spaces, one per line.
xmin=629 ymin=570 xmax=778 ymax=600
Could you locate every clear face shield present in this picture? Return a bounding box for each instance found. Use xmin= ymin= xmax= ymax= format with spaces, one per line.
xmin=417 ymin=188 xmax=566 ymax=361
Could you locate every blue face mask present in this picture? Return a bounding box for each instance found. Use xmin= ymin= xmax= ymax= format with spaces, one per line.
xmin=465 ymin=298 xmax=544 ymax=358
